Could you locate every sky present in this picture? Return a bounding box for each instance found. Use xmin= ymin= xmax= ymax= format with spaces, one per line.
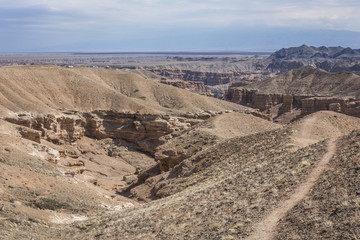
xmin=0 ymin=0 xmax=360 ymax=52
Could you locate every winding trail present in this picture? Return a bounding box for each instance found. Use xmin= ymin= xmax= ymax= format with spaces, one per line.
xmin=246 ymin=116 xmax=339 ymax=240
xmin=292 ymin=115 xmax=318 ymax=148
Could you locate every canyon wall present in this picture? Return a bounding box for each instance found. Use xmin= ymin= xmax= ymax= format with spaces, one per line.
xmin=225 ymin=88 xmax=294 ymax=111
xmin=150 ymin=69 xmax=261 ymax=86
xmin=4 ymin=110 xmax=226 ymax=156
xmin=226 ymin=87 xmax=360 ymax=119
xmin=159 ymin=79 xmax=213 ymax=96
xmin=301 ymin=98 xmax=360 ymax=117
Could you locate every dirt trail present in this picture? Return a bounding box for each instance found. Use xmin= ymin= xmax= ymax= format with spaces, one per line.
xmin=292 ymin=115 xmax=318 ymax=148
xmin=246 ymin=116 xmax=339 ymax=240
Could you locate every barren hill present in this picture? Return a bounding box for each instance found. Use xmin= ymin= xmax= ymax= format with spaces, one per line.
xmin=1 ymin=65 xmax=360 ymax=240
xmin=0 ymin=65 xmax=275 ymax=239
xmin=62 ymin=111 xmax=360 ymax=240
xmin=0 ymin=65 xmax=246 ymax=116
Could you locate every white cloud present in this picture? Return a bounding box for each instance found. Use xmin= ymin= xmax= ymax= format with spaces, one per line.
xmin=0 ymin=0 xmax=359 ymax=32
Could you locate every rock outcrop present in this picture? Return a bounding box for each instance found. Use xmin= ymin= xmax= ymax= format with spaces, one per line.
xmin=226 ymin=87 xmax=360 ymax=120
xmin=225 ymin=67 xmax=360 ymax=120
xmin=83 ymin=111 xmax=199 ymax=155
xmin=6 ymin=113 xmax=86 ymax=144
xmin=5 ymin=110 xmax=225 ymax=156
xmin=300 ymin=97 xmax=346 ymax=116
xmin=18 ymin=127 xmax=42 ymax=143
xmin=150 ymin=69 xmax=261 ymax=86
xmin=301 ymin=98 xmax=360 ymax=118
xmin=159 ymin=79 xmax=213 ymax=96
xmin=225 ymin=88 xmax=304 ymax=112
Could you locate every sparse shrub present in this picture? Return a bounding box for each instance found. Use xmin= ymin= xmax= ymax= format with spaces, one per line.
xmin=29 ymin=198 xmax=71 ymax=211
xmin=129 ymin=192 xmax=137 ymax=198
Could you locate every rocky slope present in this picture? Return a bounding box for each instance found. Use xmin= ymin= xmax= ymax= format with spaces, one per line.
xmin=0 ymin=65 xmax=276 ymax=239
xmin=276 ymin=129 xmax=360 ymax=239
xmin=2 ymin=64 xmax=360 ymax=240
xmin=267 ymin=45 xmax=360 ymax=73
xmin=59 ymin=111 xmax=360 ymax=240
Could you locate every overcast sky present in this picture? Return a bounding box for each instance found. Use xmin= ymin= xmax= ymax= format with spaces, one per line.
xmin=0 ymin=0 xmax=360 ymax=52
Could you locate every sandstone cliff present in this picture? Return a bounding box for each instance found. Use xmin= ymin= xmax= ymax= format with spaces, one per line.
xmin=5 ymin=110 xmax=219 ymax=155
xmin=225 ymin=68 xmax=360 ymax=120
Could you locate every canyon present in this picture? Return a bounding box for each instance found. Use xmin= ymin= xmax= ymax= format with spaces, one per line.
xmin=1 ymin=48 xmax=360 ymax=239
xmin=225 ymin=68 xmax=360 ymax=121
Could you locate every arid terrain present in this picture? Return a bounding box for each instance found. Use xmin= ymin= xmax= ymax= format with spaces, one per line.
xmin=226 ymin=67 xmax=360 ymax=122
xmin=1 ymin=54 xmax=360 ymax=240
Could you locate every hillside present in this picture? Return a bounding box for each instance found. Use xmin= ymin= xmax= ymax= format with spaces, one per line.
xmin=246 ymin=67 xmax=360 ymax=98
xmin=267 ymin=45 xmax=360 ymax=73
xmin=1 ymin=65 xmax=360 ymax=239
xmin=61 ymin=111 xmax=360 ymax=240
xmin=0 ymin=65 xmax=246 ymax=116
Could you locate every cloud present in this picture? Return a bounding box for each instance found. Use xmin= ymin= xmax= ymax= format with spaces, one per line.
xmin=0 ymin=0 xmax=359 ymax=31
xmin=0 ymin=0 xmax=359 ymax=51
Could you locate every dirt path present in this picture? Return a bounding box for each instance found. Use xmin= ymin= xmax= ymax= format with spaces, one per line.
xmin=246 ymin=116 xmax=339 ymax=240
xmin=292 ymin=115 xmax=318 ymax=148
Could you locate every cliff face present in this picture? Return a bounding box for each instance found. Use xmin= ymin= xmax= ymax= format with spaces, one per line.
xmin=301 ymin=98 xmax=360 ymax=117
xmin=159 ymin=79 xmax=213 ymax=96
xmin=6 ymin=113 xmax=86 ymax=144
xmin=150 ymin=69 xmax=262 ymax=86
xmin=225 ymin=88 xmax=295 ymax=112
xmin=225 ymin=87 xmax=360 ymax=120
xmin=224 ymin=67 xmax=360 ymax=121
xmin=4 ymin=110 xmax=223 ymax=156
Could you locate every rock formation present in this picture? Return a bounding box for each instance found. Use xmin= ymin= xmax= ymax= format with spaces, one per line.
xmin=225 ymin=68 xmax=360 ymax=120
xmin=5 ymin=110 xmax=230 ymax=156
xmin=149 ymin=69 xmax=263 ymax=86
xmin=267 ymin=45 xmax=360 ymax=73
xmin=159 ymin=79 xmax=213 ymax=96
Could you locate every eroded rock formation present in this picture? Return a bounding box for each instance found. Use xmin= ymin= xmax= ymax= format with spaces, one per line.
xmin=150 ymin=69 xmax=261 ymax=86
xmin=160 ymin=79 xmax=213 ymax=96
xmin=225 ymin=88 xmax=304 ymax=112
xmin=4 ymin=110 xmax=226 ymax=156
xmin=225 ymin=87 xmax=360 ymax=120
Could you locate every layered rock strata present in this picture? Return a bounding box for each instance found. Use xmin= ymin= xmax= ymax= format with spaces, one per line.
xmin=150 ymin=69 xmax=260 ymax=86
xmin=4 ymin=110 xmax=227 ymax=155
xmin=225 ymin=87 xmax=360 ymax=119
xmin=225 ymin=88 xmax=305 ymax=112
xmin=301 ymin=98 xmax=360 ymax=117
xmin=159 ymin=79 xmax=213 ymax=96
